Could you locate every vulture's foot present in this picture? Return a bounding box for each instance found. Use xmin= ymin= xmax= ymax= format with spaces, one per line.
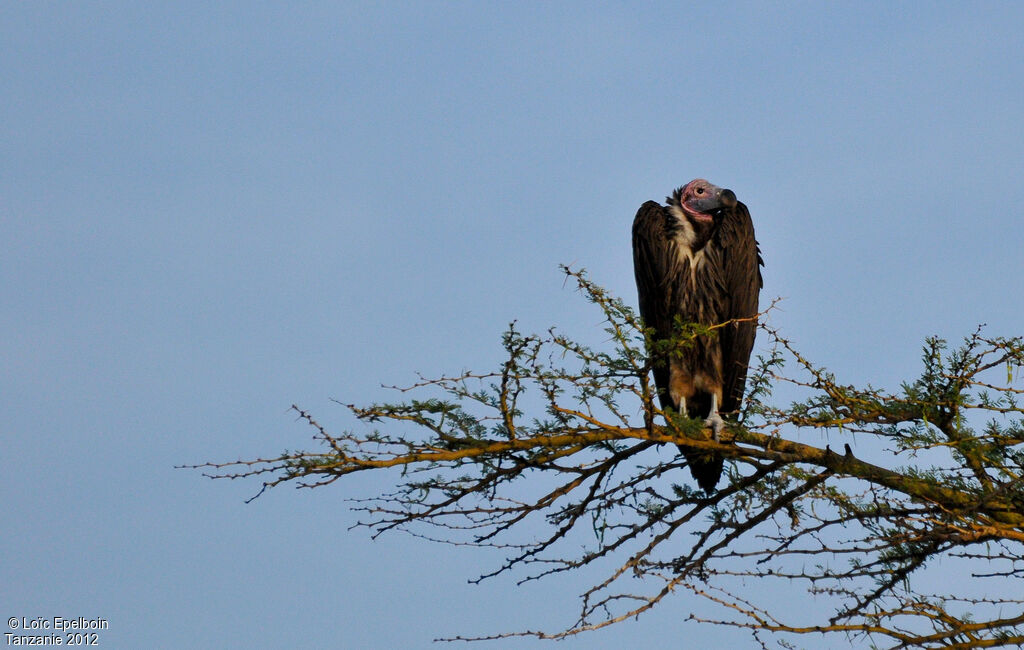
xmin=705 ymin=412 xmax=725 ymax=442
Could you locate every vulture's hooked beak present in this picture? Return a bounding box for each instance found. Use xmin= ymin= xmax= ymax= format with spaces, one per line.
xmin=719 ymin=188 xmax=737 ymax=208
xmin=691 ymin=185 xmax=737 ymax=214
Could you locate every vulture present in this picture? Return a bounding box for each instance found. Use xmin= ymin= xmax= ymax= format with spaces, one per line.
xmin=632 ymin=179 xmax=762 ymax=493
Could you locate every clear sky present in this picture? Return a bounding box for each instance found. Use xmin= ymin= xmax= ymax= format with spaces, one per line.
xmin=3 ymin=2 xmax=1024 ymax=648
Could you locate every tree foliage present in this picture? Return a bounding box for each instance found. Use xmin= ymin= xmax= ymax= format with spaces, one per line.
xmin=191 ymin=267 xmax=1024 ymax=648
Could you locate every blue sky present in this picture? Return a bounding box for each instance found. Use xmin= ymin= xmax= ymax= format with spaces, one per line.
xmin=3 ymin=2 xmax=1024 ymax=647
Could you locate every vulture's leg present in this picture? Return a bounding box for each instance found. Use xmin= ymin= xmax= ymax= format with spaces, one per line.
xmin=705 ymin=393 xmax=725 ymax=442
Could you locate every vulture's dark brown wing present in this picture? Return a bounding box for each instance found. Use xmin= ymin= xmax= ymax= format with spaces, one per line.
xmin=632 ymin=200 xmax=723 ymax=493
xmin=631 ymin=200 xmax=677 ymax=410
xmin=715 ymin=201 xmax=763 ymax=415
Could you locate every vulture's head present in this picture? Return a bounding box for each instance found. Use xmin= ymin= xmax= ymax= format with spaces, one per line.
xmin=672 ymin=178 xmax=737 ymax=225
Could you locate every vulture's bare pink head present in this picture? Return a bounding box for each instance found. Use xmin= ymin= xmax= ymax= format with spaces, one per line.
xmin=678 ymin=178 xmax=737 ymax=223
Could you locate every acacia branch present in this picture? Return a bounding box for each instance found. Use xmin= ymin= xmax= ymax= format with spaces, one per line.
xmin=188 ymin=267 xmax=1024 ymax=647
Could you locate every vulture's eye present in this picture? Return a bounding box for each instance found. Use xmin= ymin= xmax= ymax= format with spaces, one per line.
xmin=695 ymin=187 xmax=705 ymax=195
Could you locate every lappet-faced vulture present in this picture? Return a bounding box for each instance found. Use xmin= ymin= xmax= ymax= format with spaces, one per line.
xmin=632 ymin=179 xmax=763 ymax=493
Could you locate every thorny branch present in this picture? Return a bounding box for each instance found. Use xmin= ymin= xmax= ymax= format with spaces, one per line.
xmin=187 ymin=266 xmax=1024 ymax=648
